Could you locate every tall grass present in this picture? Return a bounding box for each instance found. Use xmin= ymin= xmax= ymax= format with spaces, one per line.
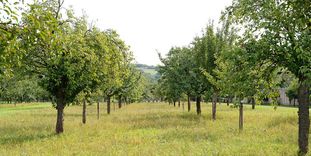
xmin=0 ymin=102 xmax=307 ymax=155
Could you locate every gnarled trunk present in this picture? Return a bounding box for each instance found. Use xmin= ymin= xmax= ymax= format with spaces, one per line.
xmin=297 ymin=79 xmax=310 ymax=155
xmin=187 ymin=95 xmax=191 ymax=112
xmin=107 ymin=96 xmax=111 ymax=114
xmin=212 ymin=92 xmax=217 ymax=120
xmin=196 ymin=96 xmax=201 ymax=115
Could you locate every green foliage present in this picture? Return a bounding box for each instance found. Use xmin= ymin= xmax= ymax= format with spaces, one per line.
xmin=227 ymin=0 xmax=311 ymax=80
xmin=0 ymin=0 xmax=21 ymax=24
xmin=17 ymin=0 xmax=92 ymax=106
xmin=286 ymin=78 xmax=299 ymax=102
xmin=0 ymin=75 xmax=50 ymax=103
xmin=0 ymin=0 xmax=147 ymax=133
xmin=0 ymin=0 xmax=23 ymax=76
xmin=158 ymin=46 xmax=194 ymax=102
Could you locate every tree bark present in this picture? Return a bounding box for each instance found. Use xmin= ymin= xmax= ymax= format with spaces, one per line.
xmin=178 ymin=99 xmax=180 ymax=107
xmin=227 ymin=97 xmax=229 ymax=106
xmin=97 ymin=100 xmax=100 ymax=120
xmin=173 ymin=101 xmax=176 ymax=107
xmin=212 ymin=92 xmax=217 ymax=120
xmin=297 ymin=79 xmax=310 ymax=155
xmin=239 ymin=100 xmax=243 ymax=131
xmin=251 ymin=97 xmax=255 ymax=109
xmin=196 ymin=96 xmax=201 ymax=115
xmin=124 ymin=97 xmax=127 ymax=105
xmin=56 ymin=104 xmax=64 ymax=134
xmin=118 ymin=95 xmax=122 ymax=109
xmin=187 ymin=95 xmax=191 ymax=112
xmin=82 ymin=98 xmax=86 ymax=124
xmin=294 ymin=99 xmax=296 ymax=107
xmin=107 ymin=96 xmax=111 ymax=114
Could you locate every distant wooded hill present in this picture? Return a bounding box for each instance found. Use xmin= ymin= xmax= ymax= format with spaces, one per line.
xmin=135 ymin=64 xmax=160 ymax=80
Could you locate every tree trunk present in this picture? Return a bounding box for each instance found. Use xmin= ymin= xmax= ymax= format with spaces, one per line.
xmin=97 ymin=100 xmax=100 ymax=120
xmin=227 ymin=97 xmax=229 ymax=106
xmin=187 ymin=95 xmax=191 ymax=112
xmin=212 ymin=92 xmax=217 ymax=120
xmin=55 ymin=104 xmax=64 ymax=134
xmin=178 ymin=99 xmax=180 ymax=107
xmin=118 ymin=95 xmax=122 ymax=109
xmin=196 ymin=96 xmax=201 ymax=115
xmin=239 ymin=100 xmax=243 ymax=131
xmin=297 ymin=79 xmax=310 ymax=155
xmin=173 ymin=101 xmax=176 ymax=107
xmin=82 ymin=98 xmax=86 ymax=124
xmin=294 ymin=99 xmax=296 ymax=107
xmin=124 ymin=97 xmax=127 ymax=105
xmin=251 ymin=97 xmax=255 ymax=109
xmin=113 ymin=101 xmax=116 ymax=111
xmin=107 ymin=96 xmax=111 ymax=114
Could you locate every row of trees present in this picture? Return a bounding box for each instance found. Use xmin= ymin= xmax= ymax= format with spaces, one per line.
xmin=0 ymin=75 xmax=50 ymax=103
xmin=0 ymin=0 xmax=151 ymax=134
xmin=158 ymin=0 xmax=310 ymax=155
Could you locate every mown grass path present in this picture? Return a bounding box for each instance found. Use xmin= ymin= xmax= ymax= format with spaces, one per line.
xmin=0 ymin=102 xmax=307 ymax=155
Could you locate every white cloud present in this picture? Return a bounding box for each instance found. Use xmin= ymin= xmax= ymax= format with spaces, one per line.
xmin=65 ymin=0 xmax=233 ymax=65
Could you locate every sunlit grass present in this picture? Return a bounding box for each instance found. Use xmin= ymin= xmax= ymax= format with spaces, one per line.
xmin=0 ymin=102 xmax=308 ymax=155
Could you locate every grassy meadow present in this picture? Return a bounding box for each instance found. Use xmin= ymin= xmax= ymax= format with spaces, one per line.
xmin=0 ymin=102 xmax=308 ymax=155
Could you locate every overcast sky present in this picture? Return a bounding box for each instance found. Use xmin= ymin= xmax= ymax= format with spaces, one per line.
xmin=65 ymin=0 xmax=233 ymax=65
